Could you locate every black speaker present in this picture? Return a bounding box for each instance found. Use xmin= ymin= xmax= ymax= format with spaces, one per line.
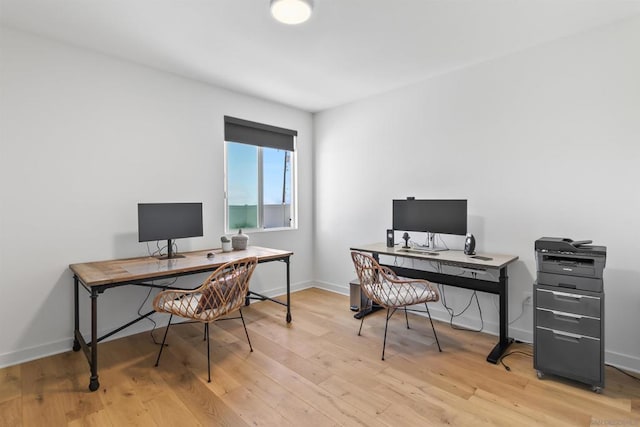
xmin=386 ymin=229 xmax=394 ymax=247
xmin=464 ymin=233 xmax=476 ymax=255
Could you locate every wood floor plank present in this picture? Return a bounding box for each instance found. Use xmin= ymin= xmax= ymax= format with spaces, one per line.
xmin=145 ymin=391 xmax=204 ymax=427
xmin=154 ymin=359 xmax=249 ymax=426
xmin=0 ymin=365 xmax=21 ymax=404
xmin=67 ymin=409 xmax=115 ymax=427
xmin=371 ymin=366 xmax=497 ymax=426
xmin=21 ymin=352 xmax=104 ymax=426
xmin=242 ymin=325 xmax=333 ymax=386
xmin=470 ymin=388 xmax=577 ymax=427
xmin=317 ymin=374 xmax=392 ymax=416
xmin=155 ymin=327 xmax=246 ymax=397
xmin=3 ymin=288 xmax=640 ymax=426
xmin=223 ymin=341 xmax=375 ymax=426
xmin=217 ymin=347 xmax=334 ymax=426
xmin=220 ymin=385 xmax=293 ymax=426
xmin=0 ymin=397 xmax=21 ymax=427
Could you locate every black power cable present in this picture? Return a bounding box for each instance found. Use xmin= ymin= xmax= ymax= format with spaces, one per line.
xmin=499 ymin=350 xmax=533 ymax=372
xmin=136 ymin=278 xmax=177 ymax=345
xmin=439 ymin=284 xmax=484 ymax=333
xmin=606 ymin=364 xmax=640 ymax=382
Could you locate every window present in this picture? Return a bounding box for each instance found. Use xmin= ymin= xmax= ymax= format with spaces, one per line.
xmin=224 ymin=116 xmax=297 ymax=232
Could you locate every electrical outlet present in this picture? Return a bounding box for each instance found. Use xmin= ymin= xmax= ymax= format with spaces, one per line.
xmin=523 ymin=292 xmax=533 ymax=305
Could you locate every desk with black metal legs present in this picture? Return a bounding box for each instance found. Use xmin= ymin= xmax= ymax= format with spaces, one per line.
xmin=70 ymin=246 xmax=293 ymax=392
xmin=350 ymin=243 xmax=518 ymax=364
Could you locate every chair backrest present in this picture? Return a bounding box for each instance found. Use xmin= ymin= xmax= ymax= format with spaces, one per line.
xmin=351 ymin=251 xmax=384 ymax=304
xmin=351 ymin=251 xmax=439 ymax=308
xmin=197 ymin=256 xmax=258 ymax=317
xmin=152 ymin=256 xmax=258 ymax=322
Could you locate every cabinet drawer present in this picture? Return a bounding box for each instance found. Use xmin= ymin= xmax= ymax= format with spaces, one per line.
xmin=536 ymin=288 xmax=601 ymax=318
xmin=537 ymin=272 xmax=603 ymax=292
xmin=536 ymin=308 xmax=600 ymax=338
xmin=535 ymin=327 xmax=601 ymax=384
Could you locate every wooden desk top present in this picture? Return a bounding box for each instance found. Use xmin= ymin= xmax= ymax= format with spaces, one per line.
xmin=351 ymin=242 xmax=518 ymax=270
xmin=69 ymin=246 xmax=293 ymax=287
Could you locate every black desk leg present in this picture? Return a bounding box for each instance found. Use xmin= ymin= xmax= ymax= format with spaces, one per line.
xmin=353 ymin=304 xmax=383 ymax=319
xmin=285 ymin=257 xmax=292 ymax=323
xmin=89 ymin=288 xmax=100 ymax=391
xmin=243 ymin=256 xmax=292 ymax=322
xmin=72 ymin=276 xmax=81 ymax=352
xmin=486 ymin=267 xmax=513 ymax=364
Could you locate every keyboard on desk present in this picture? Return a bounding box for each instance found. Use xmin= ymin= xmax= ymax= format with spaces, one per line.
xmin=397 ymin=248 xmax=440 ymax=256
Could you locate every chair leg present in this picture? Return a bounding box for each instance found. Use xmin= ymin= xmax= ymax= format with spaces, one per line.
xmin=381 ymin=308 xmax=396 ymax=361
xmin=404 ymin=307 xmax=410 ymax=329
xmin=425 ymin=303 xmax=442 ymax=352
xmin=155 ymin=314 xmax=173 ymax=367
xmin=238 ymin=308 xmax=253 ymax=352
xmin=205 ymin=323 xmax=211 ymax=382
xmin=358 ymin=299 xmax=371 ymax=336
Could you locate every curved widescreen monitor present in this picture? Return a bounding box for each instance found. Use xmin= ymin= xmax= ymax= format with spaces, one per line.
xmin=393 ymin=199 xmax=467 ymax=236
xmin=138 ymin=202 xmax=203 ymax=259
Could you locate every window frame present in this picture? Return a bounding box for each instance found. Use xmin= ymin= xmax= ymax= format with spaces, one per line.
xmin=223 ymin=116 xmax=298 ymax=234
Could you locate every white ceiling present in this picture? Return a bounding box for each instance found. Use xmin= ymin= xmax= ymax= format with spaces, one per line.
xmin=1 ymin=0 xmax=640 ymax=112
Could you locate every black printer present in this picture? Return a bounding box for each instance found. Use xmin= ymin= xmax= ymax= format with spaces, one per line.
xmin=533 ymin=237 xmax=607 ymax=393
xmin=535 ymin=237 xmax=606 ymax=292
xmin=534 ymin=237 xmax=605 ymax=253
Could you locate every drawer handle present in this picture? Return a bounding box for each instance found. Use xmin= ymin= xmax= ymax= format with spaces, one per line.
xmin=551 ymin=290 xmax=582 ymax=300
xmin=551 ymin=310 xmax=582 ymax=321
xmin=552 ymin=330 xmax=582 ymax=342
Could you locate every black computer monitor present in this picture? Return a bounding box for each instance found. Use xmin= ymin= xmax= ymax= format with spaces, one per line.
xmin=392 ymin=199 xmax=467 ymax=236
xmin=138 ymin=202 xmax=203 ymax=259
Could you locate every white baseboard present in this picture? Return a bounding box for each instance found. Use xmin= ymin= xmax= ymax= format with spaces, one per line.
xmin=603 ymin=350 xmax=640 ymax=374
xmin=312 ymin=280 xmax=349 ymax=296
xmin=0 ymin=339 xmax=72 ymax=369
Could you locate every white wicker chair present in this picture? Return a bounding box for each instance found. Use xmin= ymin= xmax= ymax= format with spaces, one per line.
xmin=351 ymin=251 xmax=442 ymax=360
xmin=152 ymin=256 xmax=258 ymax=382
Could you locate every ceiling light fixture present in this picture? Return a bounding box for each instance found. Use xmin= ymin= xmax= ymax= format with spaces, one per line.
xmin=270 ymin=0 xmax=314 ymax=25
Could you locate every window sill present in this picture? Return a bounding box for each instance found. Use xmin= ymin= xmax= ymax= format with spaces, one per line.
xmin=226 ymin=226 xmax=298 ymax=234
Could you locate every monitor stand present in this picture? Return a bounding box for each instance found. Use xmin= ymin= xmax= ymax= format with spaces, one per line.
xmin=156 ymin=239 xmax=185 ymax=260
xmin=428 ymin=233 xmax=449 ymax=252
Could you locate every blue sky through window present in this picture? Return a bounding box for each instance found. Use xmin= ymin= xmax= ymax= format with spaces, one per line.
xmin=227 ymin=143 xmax=291 ymax=206
xmin=263 ymin=148 xmax=291 ymax=205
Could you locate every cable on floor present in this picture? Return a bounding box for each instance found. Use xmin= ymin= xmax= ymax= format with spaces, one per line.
xmin=499 ymin=350 xmax=533 ymax=372
xmin=606 ymin=364 xmax=640 ymax=382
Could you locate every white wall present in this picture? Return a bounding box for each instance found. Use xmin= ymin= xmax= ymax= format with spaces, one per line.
xmin=0 ymin=27 xmax=314 ymax=367
xmin=314 ymin=16 xmax=640 ymax=372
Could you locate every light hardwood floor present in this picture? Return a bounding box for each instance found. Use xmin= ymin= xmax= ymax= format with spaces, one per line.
xmin=1 ymin=288 xmax=639 ymax=426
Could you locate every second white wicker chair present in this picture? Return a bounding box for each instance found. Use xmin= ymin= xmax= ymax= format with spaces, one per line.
xmin=351 ymin=251 xmax=442 ymax=360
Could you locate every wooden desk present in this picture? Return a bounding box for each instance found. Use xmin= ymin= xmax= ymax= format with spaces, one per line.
xmin=350 ymin=243 xmax=518 ymax=364
xmin=69 ymin=246 xmax=293 ymax=392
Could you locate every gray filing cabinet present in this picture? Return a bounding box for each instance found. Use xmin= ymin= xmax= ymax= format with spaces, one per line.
xmin=533 ymin=238 xmax=607 ymax=393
